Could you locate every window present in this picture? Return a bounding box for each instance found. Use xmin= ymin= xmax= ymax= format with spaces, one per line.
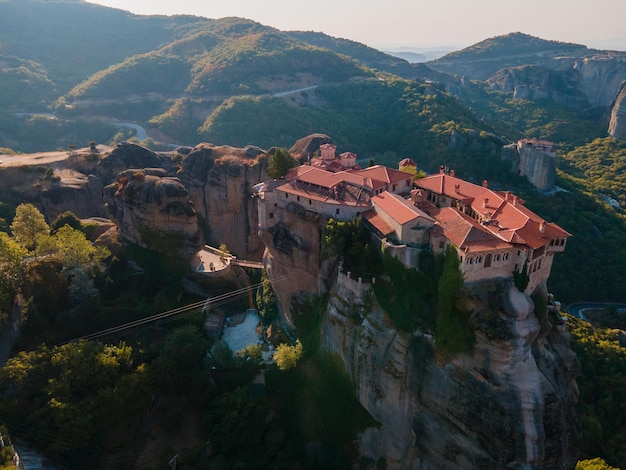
xmin=285 ymin=193 xmax=289 ymax=199
xmin=269 ymin=212 xmax=274 ymax=219
xmin=476 ymin=256 xmax=482 ymax=264
xmin=309 ymin=199 xmax=312 ymax=205
xmin=439 ymin=241 xmax=445 ymax=249
xmin=517 ymin=250 xmax=521 ymax=256
xmin=467 ymin=258 xmax=473 ymax=265
xmin=503 ymin=253 xmax=509 ymax=260
xmin=335 ymin=208 xmax=340 ymax=215
xmin=297 ymin=196 xmax=300 ymax=201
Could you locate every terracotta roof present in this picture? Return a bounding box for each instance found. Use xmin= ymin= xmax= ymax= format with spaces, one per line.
xmin=415 ymin=172 xmax=571 ymax=249
xmin=286 ymin=166 xmax=372 ymax=190
xmin=364 ymin=211 xmax=394 ymax=236
xmin=435 ymin=207 xmax=512 ymax=253
xmin=320 ymin=143 xmax=336 ymax=150
xmin=415 ymin=173 xmax=485 ymax=203
xmin=276 ymin=182 xmax=370 ymax=207
xmin=354 ymin=165 xmax=412 ymax=185
xmin=372 ymin=191 xmax=433 ymax=226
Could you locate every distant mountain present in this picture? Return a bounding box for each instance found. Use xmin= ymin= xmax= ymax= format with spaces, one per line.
xmin=383 ymin=51 xmax=427 ymax=63
xmin=0 ymin=1 xmax=623 ymax=159
xmin=428 ymin=32 xmax=592 ymax=80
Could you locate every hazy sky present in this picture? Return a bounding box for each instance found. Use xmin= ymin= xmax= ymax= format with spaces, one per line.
xmin=86 ymin=0 xmax=626 ymax=51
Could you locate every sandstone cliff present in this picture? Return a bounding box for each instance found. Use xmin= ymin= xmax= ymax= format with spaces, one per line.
xmin=608 ymin=81 xmax=626 ymax=140
xmin=259 ymin=201 xmax=327 ymax=320
xmin=103 ymin=168 xmax=203 ymax=258
xmin=488 ymin=65 xmax=588 ymax=109
xmin=260 ymin=195 xmax=579 ymax=467
xmin=177 ymin=143 xmax=268 ymax=260
xmin=320 ymin=274 xmax=579 ymax=469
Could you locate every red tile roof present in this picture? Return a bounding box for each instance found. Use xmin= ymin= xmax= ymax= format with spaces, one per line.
xmin=364 ymin=211 xmax=394 ymax=236
xmin=416 ymin=173 xmax=486 ymax=203
xmin=354 ymin=165 xmax=412 ymax=185
xmin=434 ymin=207 xmax=513 ymax=253
xmin=415 ymin=172 xmax=571 ymax=249
xmin=372 ymin=191 xmax=433 ymax=226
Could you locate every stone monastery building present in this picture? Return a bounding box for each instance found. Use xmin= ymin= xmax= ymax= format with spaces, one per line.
xmin=254 ymin=146 xmax=570 ymax=294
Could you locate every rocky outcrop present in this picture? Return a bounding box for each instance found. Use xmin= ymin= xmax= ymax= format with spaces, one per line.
xmin=320 ymin=274 xmax=579 ymax=468
xmin=94 ymin=142 xmax=173 ymax=183
xmin=39 ymin=170 xmax=107 ymax=221
xmin=260 ymin=201 xmax=326 ymax=320
xmin=103 ymin=168 xmax=203 ymax=258
xmin=289 ymin=133 xmax=333 ymax=161
xmin=608 ymin=81 xmax=626 ymax=140
xmin=177 ymin=143 xmax=267 ymax=260
xmin=488 ymin=65 xmax=589 ymax=108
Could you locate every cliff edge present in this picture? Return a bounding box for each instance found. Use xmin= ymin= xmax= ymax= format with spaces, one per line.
xmin=321 ymin=273 xmax=579 ymax=468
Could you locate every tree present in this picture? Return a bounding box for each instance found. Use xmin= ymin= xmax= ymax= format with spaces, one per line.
xmin=436 ymin=246 xmax=473 ymax=355
xmin=266 ymin=147 xmax=298 ymax=179
xmin=0 ymin=232 xmax=28 ymax=299
xmin=151 ymin=325 xmax=209 ymax=393
xmin=50 ymin=211 xmax=83 ymax=234
xmin=37 ymin=225 xmax=109 ymax=271
xmin=10 ymin=203 xmax=49 ymax=251
xmin=256 ymin=272 xmax=278 ymax=325
xmin=576 ymin=458 xmax=619 ymax=470
xmin=273 ymin=340 xmax=303 ymax=371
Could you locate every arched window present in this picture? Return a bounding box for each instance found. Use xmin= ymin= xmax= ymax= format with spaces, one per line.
xmin=484 ymin=253 xmax=492 ymax=267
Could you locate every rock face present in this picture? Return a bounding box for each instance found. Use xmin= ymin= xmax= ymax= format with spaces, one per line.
xmin=608 ymin=81 xmax=626 ymax=140
xmin=320 ymin=275 xmax=580 ymax=469
xmin=103 ymin=168 xmax=203 ymax=258
xmin=177 ymin=143 xmax=268 ymax=260
xmin=40 ymin=170 xmax=107 ymax=221
xmin=288 ymin=133 xmax=333 ymax=161
xmin=488 ymin=65 xmax=589 ymax=109
xmin=259 ymin=201 xmax=326 ymax=318
xmin=500 ymin=140 xmax=556 ymax=191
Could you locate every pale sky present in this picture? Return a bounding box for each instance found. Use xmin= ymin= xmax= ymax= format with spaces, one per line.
xmin=86 ymin=0 xmax=626 ymax=51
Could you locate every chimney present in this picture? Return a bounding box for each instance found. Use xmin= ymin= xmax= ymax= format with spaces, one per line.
xmin=454 ymin=184 xmax=460 ymax=193
xmin=539 ymin=220 xmax=546 ymax=233
xmin=450 ymin=169 xmax=456 ymax=177
xmin=483 ymin=198 xmax=489 ymax=208
xmin=482 ymin=180 xmax=488 ymax=188
xmin=439 ymin=165 xmax=445 ymax=174
xmin=512 ymin=195 xmax=518 ymax=206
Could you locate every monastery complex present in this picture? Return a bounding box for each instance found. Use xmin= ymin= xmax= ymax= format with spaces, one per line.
xmin=254 ymin=143 xmax=570 ymax=295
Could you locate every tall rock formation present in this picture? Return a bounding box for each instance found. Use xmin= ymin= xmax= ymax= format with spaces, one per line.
xmin=103 ymin=168 xmax=203 ymax=258
xmin=258 ymin=181 xmax=579 ymax=468
xmin=177 ymin=143 xmax=268 ymax=260
xmin=501 ymin=139 xmax=556 ymax=191
xmin=608 ymin=81 xmax=626 ymax=140
xmin=320 ymin=273 xmax=580 ymax=469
